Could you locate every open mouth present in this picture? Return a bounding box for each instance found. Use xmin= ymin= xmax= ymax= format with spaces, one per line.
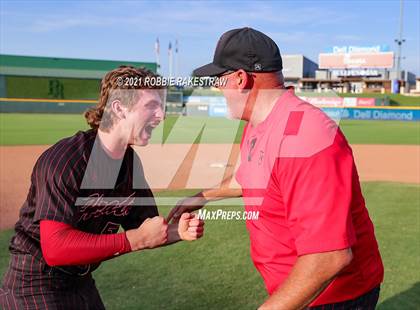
xmin=144 ymin=121 xmax=160 ymax=136
xmin=145 ymin=124 xmax=154 ymax=135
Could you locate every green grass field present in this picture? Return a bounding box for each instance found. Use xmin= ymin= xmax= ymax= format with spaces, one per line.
xmin=1 ymin=113 xmax=419 ymax=308
xmin=0 ymin=182 xmax=419 ymax=309
xmin=1 ymin=113 xmax=419 ymax=145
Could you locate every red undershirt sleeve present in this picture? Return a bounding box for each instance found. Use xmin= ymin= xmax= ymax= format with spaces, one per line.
xmin=40 ymin=220 xmax=132 ymax=266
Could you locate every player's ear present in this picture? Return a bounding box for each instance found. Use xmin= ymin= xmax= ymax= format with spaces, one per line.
xmin=111 ymin=99 xmax=127 ymax=120
xmin=236 ymin=69 xmax=253 ymax=91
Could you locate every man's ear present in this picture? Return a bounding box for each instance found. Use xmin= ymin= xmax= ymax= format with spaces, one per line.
xmin=236 ymin=69 xmax=253 ymax=90
xmin=111 ymin=99 xmax=127 ymax=120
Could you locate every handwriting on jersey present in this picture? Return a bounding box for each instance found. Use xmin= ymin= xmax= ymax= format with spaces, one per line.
xmin=78 ymin=192 xmax=136 ymax=221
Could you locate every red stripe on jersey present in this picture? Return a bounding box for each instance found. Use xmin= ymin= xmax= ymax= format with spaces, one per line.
xmin=29 ymin=255 xmax=39 ymax=310
xmin=44 ymin=133 xmax=93 ymax=222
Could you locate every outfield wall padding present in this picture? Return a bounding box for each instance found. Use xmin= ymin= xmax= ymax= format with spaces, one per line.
xmin=0 ymin=100 xmax=95 ymax=114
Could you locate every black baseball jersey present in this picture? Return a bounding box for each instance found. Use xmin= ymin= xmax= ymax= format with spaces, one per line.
xmin=8 ymin=129 xmax=158 ymax=275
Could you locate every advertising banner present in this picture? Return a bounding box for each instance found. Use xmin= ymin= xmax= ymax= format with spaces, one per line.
xmin=319 ymin=52 xmax=394 ymax=69
xmin=322 ymin=107 xmax=420 ymax=121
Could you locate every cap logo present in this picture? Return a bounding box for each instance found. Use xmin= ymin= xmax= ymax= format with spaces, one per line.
xmin=254 ymin=63 xmax=262 ymax=71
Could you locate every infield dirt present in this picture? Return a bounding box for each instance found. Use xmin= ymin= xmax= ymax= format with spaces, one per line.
xmin=1 ymin=144 xmax=419 ymax=230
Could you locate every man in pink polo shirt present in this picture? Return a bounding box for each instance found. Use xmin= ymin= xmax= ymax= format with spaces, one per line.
xmin=167 ymin=28 xmax=384 ymax=309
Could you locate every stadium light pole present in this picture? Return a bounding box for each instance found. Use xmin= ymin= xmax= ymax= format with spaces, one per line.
xmin=395 ymin=0 xmax=405 ymax=82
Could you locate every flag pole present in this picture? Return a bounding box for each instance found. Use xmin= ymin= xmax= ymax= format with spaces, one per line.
xmin=155 ymin=37 xmax=160 ymax=74
xmin=175 ymin=39 xmax=179 ymax=78
xmin=168 ymin=41 xmax=173 ymax=78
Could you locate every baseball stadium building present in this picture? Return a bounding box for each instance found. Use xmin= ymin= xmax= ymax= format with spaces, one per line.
xmin=0 ymin=54 xmax=157 ymax=100
xmin=281 ymin=54 xmax=318 ymax=88
xmin=297 ymin=45 xmax=416 ymax=94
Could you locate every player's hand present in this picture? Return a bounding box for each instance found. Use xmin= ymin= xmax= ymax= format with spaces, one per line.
xmin=167 ymin=193 xmax=208 ymax=223
xmin=178 ymin=213 xmax=204 ymax=241
xmin=126 ymin=216 xmax=168 ymax=251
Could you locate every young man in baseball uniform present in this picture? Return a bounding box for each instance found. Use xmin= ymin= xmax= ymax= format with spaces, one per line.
xmin=168 ymin=28 xmax=383 ymax=309
xmin=0 ymin=66 xmax=204 ymax=309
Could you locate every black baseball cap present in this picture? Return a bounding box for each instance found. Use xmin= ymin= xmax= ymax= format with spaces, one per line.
xmin=193 ymin=27 xmax=283 ymax=77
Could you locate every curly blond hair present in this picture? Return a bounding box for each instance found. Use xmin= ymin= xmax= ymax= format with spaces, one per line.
xmin=85 ymin=66 xmax=160 ymax=130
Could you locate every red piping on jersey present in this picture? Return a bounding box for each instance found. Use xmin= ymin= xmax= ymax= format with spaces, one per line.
xmin=40 ymin=220 xmax=132 ymax=266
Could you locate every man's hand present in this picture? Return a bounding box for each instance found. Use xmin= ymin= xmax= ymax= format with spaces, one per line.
xmin=125 ymin=216 xmax=168 ymax=251
xmin=177 ymin=213 xmax=204 ymax=241
xmin=167 ymin=187 xmax=242 ymax=223
xmin=167 ymin=193 xmax=208 ymax=223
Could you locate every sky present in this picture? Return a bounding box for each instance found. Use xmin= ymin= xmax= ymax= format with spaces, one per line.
xmin=1 ymin=0 xmax=419 ymax=77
